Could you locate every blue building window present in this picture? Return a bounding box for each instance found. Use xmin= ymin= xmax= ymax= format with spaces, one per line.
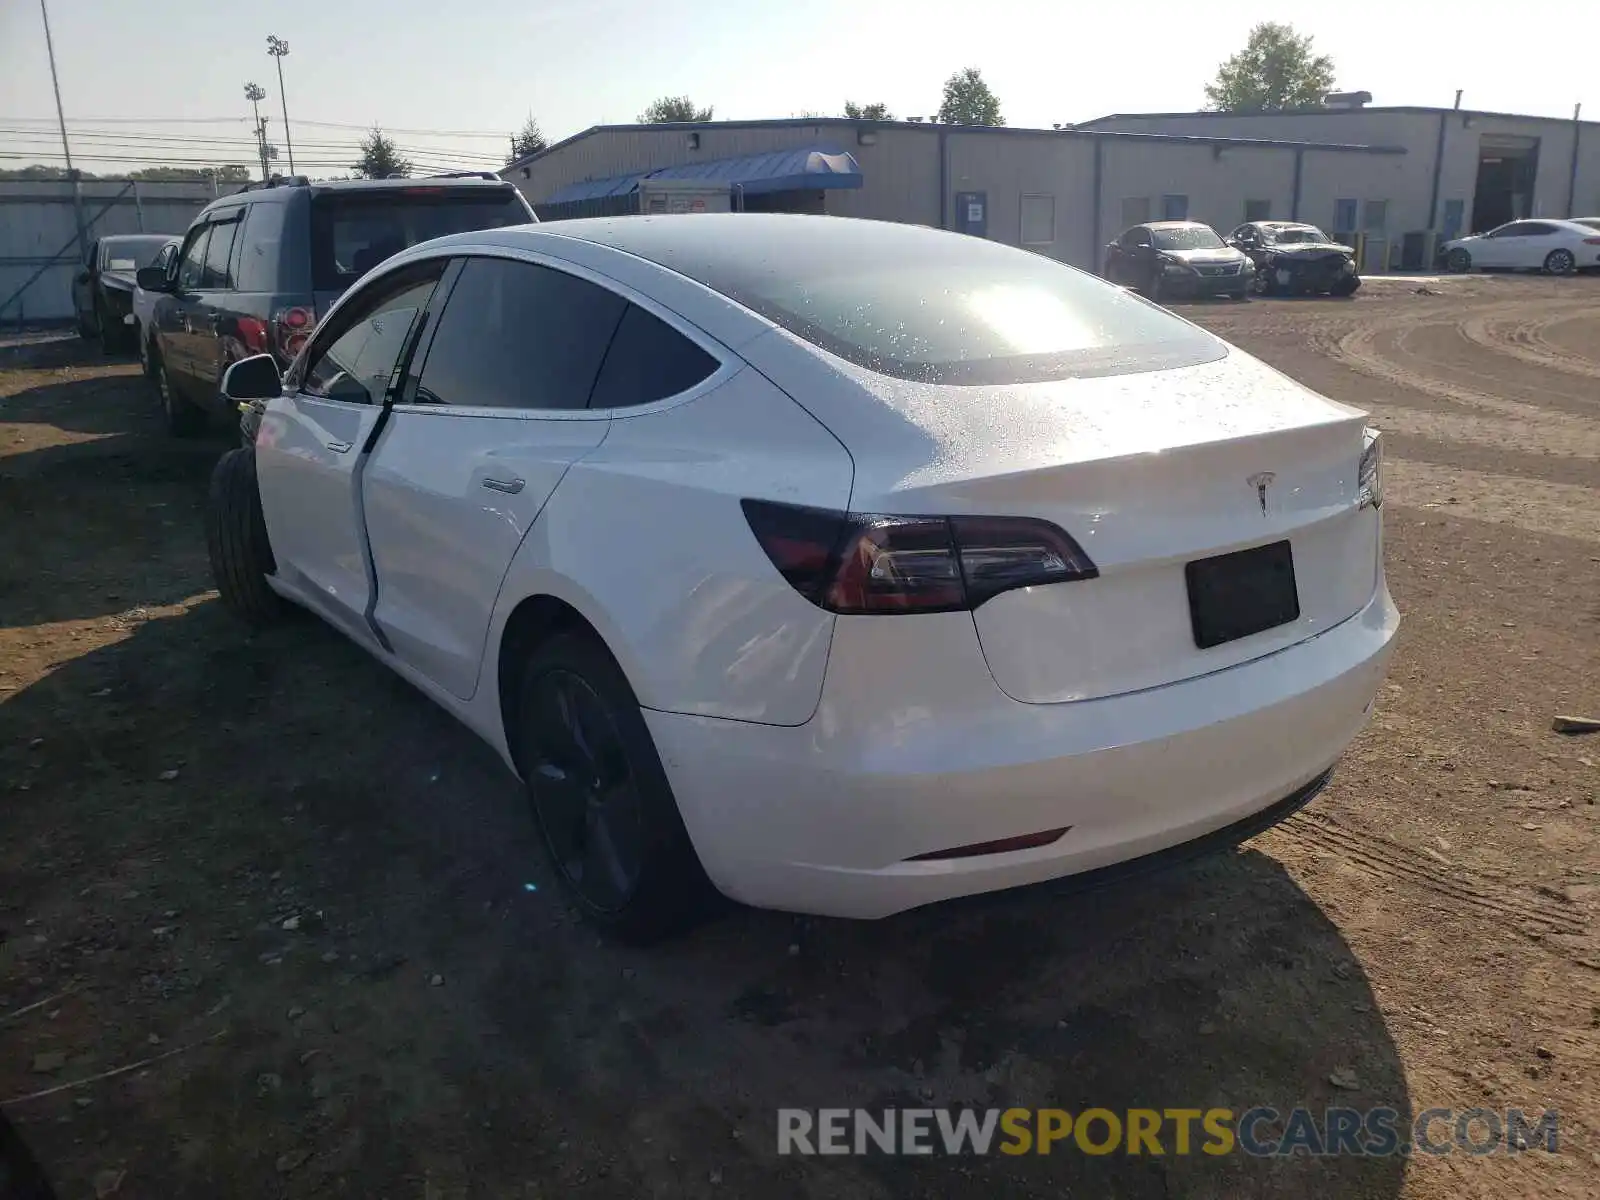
xmin=1161 ymin=194 xmax=1189 ymax=221
xmin=1334 ymin=198 xmax=1358 ymax=234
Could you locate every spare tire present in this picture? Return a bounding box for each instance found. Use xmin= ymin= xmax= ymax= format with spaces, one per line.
xmin=206 ymin=448 xmax=283 ymax=625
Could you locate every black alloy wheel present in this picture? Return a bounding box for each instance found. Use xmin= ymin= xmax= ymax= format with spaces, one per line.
xmin=515 ymin=633 xmax=718 ymax=941
xmin=524 ymin=667 xmax=647 ymax=913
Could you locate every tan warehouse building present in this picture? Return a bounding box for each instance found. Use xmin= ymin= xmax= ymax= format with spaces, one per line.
xmin=1081 ymin=102 xmax=1600 ymax=255
xmin=503 ymin=117 xmax=1410 ymax=272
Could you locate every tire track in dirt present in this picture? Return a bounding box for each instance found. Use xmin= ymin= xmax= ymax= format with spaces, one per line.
xmin=1384 ymin=459 xmax=1600 ymax=544
xmin=1459 ymin=309 xmax=1600 ymax=382
xmin=1282 ymin=810 xmax=1589 ymax=939
xmin=1314 ymin=319 xmax=1600 ymax=435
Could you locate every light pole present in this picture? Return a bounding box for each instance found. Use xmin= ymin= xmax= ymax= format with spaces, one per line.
xmin=266 ymin=35 xmax=295 ymax=175
xmin=244 ymin=82 xmax=268 ymax=180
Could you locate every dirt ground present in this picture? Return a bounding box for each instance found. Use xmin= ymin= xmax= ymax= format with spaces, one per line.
xmin=2 ymin=275 xmax=1597 ymax=1199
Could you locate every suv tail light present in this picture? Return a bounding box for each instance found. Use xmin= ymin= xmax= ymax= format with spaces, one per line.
xmin=1359 ymin=427 xmax=1383 ymax=510
xmin=270 ymin=305 xmax=317 ymax=364
xmin=741 ymin=499 xmax=1097 ymax=615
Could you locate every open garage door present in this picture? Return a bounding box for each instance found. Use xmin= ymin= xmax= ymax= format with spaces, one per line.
xmin=1472 ymin=134 xmax=1540 ymax=232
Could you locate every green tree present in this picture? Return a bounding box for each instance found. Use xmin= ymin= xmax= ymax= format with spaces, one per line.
xmin=0 ymin=165 xmax=95 ymax=180
xmin=936 ymin=68 xmax=1003 ymax=126
xmin=352 ymin=127 xmax=413 ymax=178
xmin=638 ymin=95 xmax=713 ymax=123
xmin=508 ymin=114 xmax=547 ymax=163
xmin=129 ymin=165 xmax=251 ymax=182
xmin=1204 ymin=23 xmax=1336 ymax=112
xmin=844 ymin=101 xmax=893 ymax=120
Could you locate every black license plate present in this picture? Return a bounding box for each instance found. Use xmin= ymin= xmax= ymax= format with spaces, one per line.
xmin=1185 ymin=540 xmax=1300 ymax=649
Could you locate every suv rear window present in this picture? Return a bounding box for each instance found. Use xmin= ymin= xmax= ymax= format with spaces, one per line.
xmin=309 ymin=189 xmax=529 ymax=290
xmin=578 ymin=216 xmax=1224 ymax=386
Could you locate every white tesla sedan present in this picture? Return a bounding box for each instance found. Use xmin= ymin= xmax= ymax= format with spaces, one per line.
xmin=1441 ymin=218 xmax=1600 ymax=274
xmin=208 ymin=214 xmax=1398 ymax=941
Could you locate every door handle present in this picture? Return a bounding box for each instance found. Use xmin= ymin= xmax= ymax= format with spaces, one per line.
xmin=481 ymin=476 xmax=525 ymax=494
xmin=326 ymin=439 xmax=354 ymax=454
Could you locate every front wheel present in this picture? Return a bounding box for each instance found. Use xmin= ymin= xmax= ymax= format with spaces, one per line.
xmin=206 ymin=448 xmax=283 ymax=625
xmin=1331 ymin=275 xmax=1361 ymax=297
xmin=1543 ymin=248 xmax=1576 ymax=275
xmin=1446 ymin=248 xmax=1472 ymax=274
xmin=515 ymin=632 xmax=719 ymax=943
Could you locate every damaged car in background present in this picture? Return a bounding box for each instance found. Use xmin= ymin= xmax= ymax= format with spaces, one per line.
xmin=1228 ymin=221 xmax=1361 ymax=297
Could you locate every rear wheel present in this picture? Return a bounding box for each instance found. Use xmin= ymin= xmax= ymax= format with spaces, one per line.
xmin=1543 ymin=248 xmax=1576 ymax=275
xmin=206 ymin=448 xmax=283 ymax=625
xmin=515 ymin=632 xmax=719 ymax=943
xmin=1446 ymin=248 xmax=1472 ymax=274
xmin=157 ymin=359 xmax=207 ymax=438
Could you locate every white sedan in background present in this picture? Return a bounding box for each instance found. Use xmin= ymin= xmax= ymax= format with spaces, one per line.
xmin=129 ymin=237 xmax=180 ymax=378
xmin=1441 ymin=218 xmax=1600 ymax=274
xmin=207 ymin=215 xmax=1398 ymax=941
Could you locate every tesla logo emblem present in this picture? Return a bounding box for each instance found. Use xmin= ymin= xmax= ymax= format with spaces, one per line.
xmin=1247 ymin=471 xmax=1276 ymax=514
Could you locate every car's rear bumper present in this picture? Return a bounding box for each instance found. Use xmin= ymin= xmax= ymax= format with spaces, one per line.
xmin=647 ymin=582 xmax=1398 ymax=919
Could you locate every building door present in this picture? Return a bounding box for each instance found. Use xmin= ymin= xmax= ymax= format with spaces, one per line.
xmin=1472 ymin=135 xmax=1540 ymax=232
xmin=954 ymin=191 xmax=988 ymax=237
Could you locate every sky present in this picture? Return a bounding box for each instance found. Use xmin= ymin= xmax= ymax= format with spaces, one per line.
xmin=0 ymin=0 xmax=1592 ymax=177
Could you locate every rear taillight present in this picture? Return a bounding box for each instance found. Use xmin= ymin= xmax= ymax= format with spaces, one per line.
xmin=741 ymin=499 xmax=1097 ymax=615
xmin=270 ymin=305 xmax=316 ymax=364
xmin=1584 ymin=237 xmax=1600 ymax=245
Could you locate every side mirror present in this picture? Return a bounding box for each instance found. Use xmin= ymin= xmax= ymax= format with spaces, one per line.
xmin=135 ymin=266 xmax=170 ymax=292
xmin=76 ymin=269 xmax=92 ymax=284
xmin=221 ymin=354 xmax=282 ymax=403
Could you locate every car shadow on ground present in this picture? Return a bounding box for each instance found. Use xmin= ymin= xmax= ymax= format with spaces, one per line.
xmin=1 ymin=371 xmax=230 ymax=629
xmin=1 ymin=596 xmax=1412 ymax=1199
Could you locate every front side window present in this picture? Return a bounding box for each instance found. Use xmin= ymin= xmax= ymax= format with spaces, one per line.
xmin=410 ymin=256 xmax=625 ymax=410
xmin=302 ymin=263 xmax=444 ymax=404
xmin=176 ymin=227 xmax=211 ymax=292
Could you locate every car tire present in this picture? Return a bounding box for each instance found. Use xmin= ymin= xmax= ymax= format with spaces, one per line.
xmin=206 ymin=447 xmax=283 ymax=625
xmin=514 ymin=631 xmax=720 ymax=943
xmin=1331 ymin=276 xmax=1361 ymax=297
xmin=1446 ymin=248 xmax=1472 ymax=274
xmin=77 ymin=312 xmax=94 ymax=339
xmin=139 ymin=331 xmax=156 ymax=379
xmin=157 ymin=359 xmax=207 ymax=438
xmin=1543 ymin=248 xmax=1576 ymax=275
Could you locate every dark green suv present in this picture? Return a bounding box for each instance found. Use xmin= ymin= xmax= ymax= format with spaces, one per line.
xmin=138 ymin=173 xmax=536 ymax=435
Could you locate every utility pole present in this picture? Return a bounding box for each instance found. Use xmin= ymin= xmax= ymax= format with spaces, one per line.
xmin=39 ymin=0 xmax=86 ymax=257
xmin=266 ymin=36 xmax=295 ymax=174
xmin=244 ymin=82 xmax=269 ymax=180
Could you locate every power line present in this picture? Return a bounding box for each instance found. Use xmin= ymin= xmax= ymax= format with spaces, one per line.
xmin=1 ymin=114 xmax=516 ymax=138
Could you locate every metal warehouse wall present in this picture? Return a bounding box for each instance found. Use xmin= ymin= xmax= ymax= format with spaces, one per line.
xmin=1 ymin=179 xmax=243 ymax=325
xmin=510 ymin=122 xmax=1403 ymax=272
xmin=943 ymin=131 xmax=1096 ymax=265
xmin=1089 ymin=109 xmax=1600 ymax=232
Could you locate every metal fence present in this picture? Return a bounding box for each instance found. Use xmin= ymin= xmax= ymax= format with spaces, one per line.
xmin=0 ymin=178 xmax=249 ymax=327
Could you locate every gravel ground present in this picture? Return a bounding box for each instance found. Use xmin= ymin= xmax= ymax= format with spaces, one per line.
xmin=1 ymin=274 xmax=1597 ymax=1199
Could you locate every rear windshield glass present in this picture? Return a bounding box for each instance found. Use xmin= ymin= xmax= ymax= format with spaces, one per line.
xmin=310 ymin=190 xmax=528 ymax=290
xmin=1151 ymin=226 xmax=1225 ymax=251
xmin=578 ymin=217 xmax=1224 ymax=385
xmin=103 ymin=236 xmax=174 ymax=271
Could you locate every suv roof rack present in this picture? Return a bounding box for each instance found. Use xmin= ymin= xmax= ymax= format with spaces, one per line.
xmin=237 ymin=174 xmax=312 ymax=193
xmin=427 ymin=170 xmax=505 ymax=181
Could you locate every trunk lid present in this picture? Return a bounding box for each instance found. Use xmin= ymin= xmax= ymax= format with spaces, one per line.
xmin=745 ymin=334 xmax=1377 ymax=703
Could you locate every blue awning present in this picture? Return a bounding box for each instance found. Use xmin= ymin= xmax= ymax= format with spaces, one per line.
xmin=545 ymin=144 xmax=863 ymax=205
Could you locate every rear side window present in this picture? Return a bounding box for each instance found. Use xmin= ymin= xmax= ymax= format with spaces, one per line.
xmin=410 ymin=257 xmax=624 ymax=410
xmin=589 ymin=304 xmax=718 ymax=409
xmin=310 ymin=190 xmax=530 ymax=291
xmin=202 ymin=219 xmax=239 ymax=289
xmin=234 ymin=202 xmax=286 ymax=293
